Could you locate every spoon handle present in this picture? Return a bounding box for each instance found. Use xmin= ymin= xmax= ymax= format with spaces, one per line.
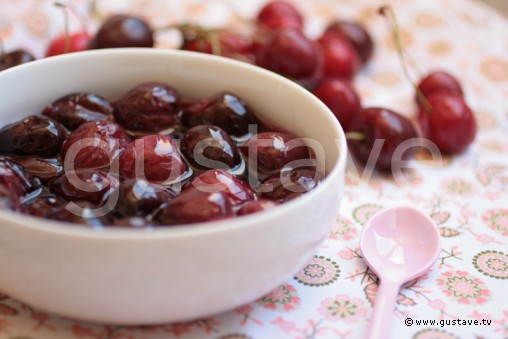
xmin=365 ymin=279 xmax=401 ymax=339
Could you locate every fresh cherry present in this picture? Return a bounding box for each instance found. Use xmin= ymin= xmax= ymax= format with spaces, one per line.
xmin=156 ymin=186 xmax=233 ymax=225
xmin=312 ymin=78 xmax=362 ymax=130
xmin=181 ymin=125 xmax=241 ymax=170
xmin=61 ymin=120 xmax=131 ymax=170
xmin=325 ymin=21 xmax=374 ymax=64
xmin=49 ymin=170 xmax=119 ymax=206
xmin=181 ymin=29 xmax=254 ymax=61
xmin=347 ymin=107 xmax=418 ymax=171
xmin=187 ymin=169 xmax=255 ymax=208
xmin=417 ymin=70 xmax=464 ymax=101
xmin=115 ymin=82 xmax=181 ymax=133
xmin=237 ymin=199 xmax=278 ymax=215
xmin=119 ymin=135 xmax=188 ymax=183
xmin=0 ymin=49 xmax=35 ymax=72
xmin=318 ymin=31 xmax=361 ymax=80
xmin=256 ymin=0 xmax=304 ymax=31
xmin=240 ymin=131 xmax=310 ymax=175
xmin=259 ymin=167 xmax=319 ymax=202
xmin=91 ymin=14 xmax=154 ymax=49
xmin=42 ymin=93 xmax=114 ymax=131
xmin=0 ymin=115 xmax=67 ymax=158
xmin=255 ymin=28 xmax=323 ymax=89
xmin=418 ymin=93 xmax=476 ymax=154
xmin=182 ymin=92 xmax=258 ymax=137
xmin=113 ymin=179 xmax=173 ymax=217
xmin=9 ymin=157 xmax=63 ymax=184
xmin=0 ymin=158 xmax=41 ymax=199
xmin=46 ymin=32 xmax=90 ymax=57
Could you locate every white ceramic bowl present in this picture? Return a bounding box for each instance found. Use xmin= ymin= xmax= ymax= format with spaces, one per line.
xmin=0 ymin=49 xmax=346 ymax=325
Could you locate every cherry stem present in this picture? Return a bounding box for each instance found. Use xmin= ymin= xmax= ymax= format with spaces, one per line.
xmin=209 ymin=32 xmax=222 ymax=55
xmin=54 ymin=2 xmax=71 ymax=54
xmin=378 ymin=5 xmax=432 ymax=113
xmin=345 ymin=131 xmax=366 ymax=141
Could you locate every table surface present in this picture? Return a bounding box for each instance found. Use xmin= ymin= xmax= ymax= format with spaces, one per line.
xmin=1 ymin=0 xmax=507 ymax=338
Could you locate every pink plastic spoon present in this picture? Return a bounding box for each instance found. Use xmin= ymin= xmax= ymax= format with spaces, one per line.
xmin=360 ymin=206 xmax=441 ymax=339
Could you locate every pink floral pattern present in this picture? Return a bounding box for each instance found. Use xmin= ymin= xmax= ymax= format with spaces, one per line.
xmin=319 ymin=295 xmax=368 ymax=323
xmin=293 ymin=256 xmax=340 ymax=287
xmin=1 ymin=0 xmax=507 ymax=338
xmin=437 ymin=271 xmax=491 ymax=305
xmin=482 ymin=209 xmax=508 ymax=236
xmin=473 ymin=250 xmax=508 ymax=279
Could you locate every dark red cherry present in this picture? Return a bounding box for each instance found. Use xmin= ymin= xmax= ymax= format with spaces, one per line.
xmin=115 ymin=82 xmax=181 ymax=133
xmin=417 ymin=71 xmax=464 ymax=101
xmin=187 ymin=169 xmax=255 ymax=208
xmin=240 ymin=132 xmax=310 ymax=175
xmin=49 ymin=170 xmax=119 ymax=206
xmin=0 ymin=184 xmax=22 ymax=211
xmin=181 ymin=125 xmax=241 ymax=170
xmin=259 ymin=167 xmax=320 ymax=202
xmin=9 ymin=157 xmax=63 ymax=184
xmin=418 ymin=93 xmax=476 ymax=154
xmin=61 ymin=120 xmax=131 ymax=170
xmin=347 ymin=108 xmax=418 ymax=171
xmin=45 ymin=32 xmax=90 ymax=57
xmin=325 ymin=21 xmax=374 ymax=64
xmin=119 ymin=135 xmax=188 ymax=183
xmin=182 ymin=92 xmax=258 ymax=137
xmin=256 ymin=0 xmax=304 ymax=31
xmin=0 ymin=115 xmax=67 ymax=158
xmin=156 ymin=186 xmax=233 ymax=225
xmin=318 ymin=31 xmax=361 ymax=80
xmin=312 ymin=78 xmax=362 ymax=130
xmin=91 ymin=15 xmax=154 ymax=49
xmin=0 ymin=158 xmax=41 ymax=199
xmin=0 ymin=49 xmax=35 ymax=72
xmin=47 ymin=202 xmax=110 ymax=227
xmin=113 ymin=179 xmax=173 ymax=217
xmin=237 ymin=199 xmax=278 ymax=216
xmin=42 ymin=93 xmax=114 ymax=131
xmin=25 ymin=194 xmax=67 ymax=218
xmin=255 ymin=28 xmax=322 ymax=88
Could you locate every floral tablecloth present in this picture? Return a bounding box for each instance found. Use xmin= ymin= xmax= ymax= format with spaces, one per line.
xmin=1 ymin=0 xmax=507 ymax=338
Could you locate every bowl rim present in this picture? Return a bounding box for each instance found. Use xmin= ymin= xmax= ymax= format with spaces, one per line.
xmin=0 ymin=48 xmax=347 ymax=239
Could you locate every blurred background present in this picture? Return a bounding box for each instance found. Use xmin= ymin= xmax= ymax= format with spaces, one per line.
xmin=481 ymin=0 xmax=508 ymax=14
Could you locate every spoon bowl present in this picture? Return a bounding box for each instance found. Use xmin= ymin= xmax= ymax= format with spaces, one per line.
xmin=360 ymin=206 xmax=441 ymax=339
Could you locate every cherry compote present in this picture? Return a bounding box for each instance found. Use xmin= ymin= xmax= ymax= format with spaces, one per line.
xmin=0 ymin=84 xmax=321 ymax=227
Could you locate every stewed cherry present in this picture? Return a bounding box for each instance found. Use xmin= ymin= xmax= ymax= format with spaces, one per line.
xmin=42 ymin=93 xmax=114 ymax=131
xmin=0 ymin=115 xmax=67 ymax=158
xmin=61 ymin=120 xmax=131 ymax=170
xmin=187 ymin=169 xmax=255 ymax=208
xmin=115 ymin=82 xmax=181 ymax=133
xmin=0 ymin=158 xmax=41 ymax=199
xmin=260 ymin=167 xmax=320 ymax=202
xmin=113 ymin=179 xmax=173 ymax=218
xmin=181 ymin=125 xmax=241 ymax=170
xmin=182 ymin=92 xmax=258 ymax=137
xmin=240 ymin=131 xmax=310 ymax=175
xmin=119 ymin=135 xmax=188 ymax=183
